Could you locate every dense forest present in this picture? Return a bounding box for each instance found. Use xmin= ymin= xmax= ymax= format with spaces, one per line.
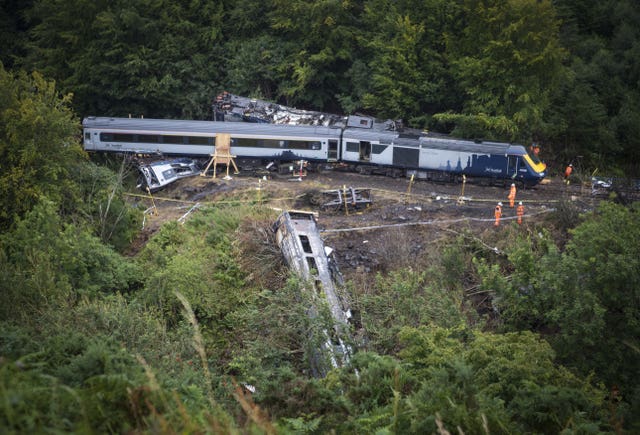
xmin=1 ymin=0 xmax=639 ymax=433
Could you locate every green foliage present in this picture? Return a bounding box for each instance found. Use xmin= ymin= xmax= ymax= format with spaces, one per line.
xmin=440 ymin=0 xmax=567 ymax=140
xmin=475 ymin=202 xmax=640 ymax=429
xmin=0 ymin=328 xmax=148 ymax=433
xmin=356 ymin=268 xmax=467 ymax=355
xmin=0 ymin=63 xmax=139 ymax=248
xmin=23 ymin=0 xmax=225 ymax=118
xmin=0 ymin=326 xmax=240 ymax=433
xmin=66 ymin=157 xmax=142 ymax=251
xmin=267 ymin=0 xmax=362 ymax=111
xmin=0 ymin=199 xmax=140 ymax=324
xmin=397 ymin=326 xmax=608 ymax=434
xmin=137 ymin=209 xmax=246 ymax=320
xmin=0 ymin=0 xmax=31 ymax=69
xmin=357 ymin=0 xmax=458 ymax=122
xmin=361 ymin=13 xmax=434 ymax=120
xmin=135 ymin=207 xmax=278 ymax=374
xmin=0 ymin=64 xmax=84 ymax=230
xmin=556 ymin=203 xmax=640 ymax=387
xmin=549 ymin=0 xmax=640 ymax=171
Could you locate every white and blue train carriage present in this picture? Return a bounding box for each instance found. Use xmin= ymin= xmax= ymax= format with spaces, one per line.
xmin=415 ymin=136 xmax=546 ymax=187
xmin=82 ymin=116 xmax=546 ymax=186
xmin=334 ymin=124 xmax=546 ymax=187
xmin=82 ymin=116 xmax=342 ymax=164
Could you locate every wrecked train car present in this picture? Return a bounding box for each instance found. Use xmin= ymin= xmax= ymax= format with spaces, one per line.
xmin=137 ymin=158 xmax=200 ymax=192
xmin=273 ymin=211 xmax=354 ymax=377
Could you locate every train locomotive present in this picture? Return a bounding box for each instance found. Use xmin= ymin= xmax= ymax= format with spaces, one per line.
xmin=82 ymin=115 xmax=546 ymax=187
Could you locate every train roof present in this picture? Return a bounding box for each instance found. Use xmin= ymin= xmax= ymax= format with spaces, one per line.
xmin=419 ymin=136 xmax=517 ymax=154
xmin=82 ymin=116 xmax=342 ymax=138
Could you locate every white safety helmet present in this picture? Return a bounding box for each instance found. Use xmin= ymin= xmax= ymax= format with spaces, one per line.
xmin=511 ymin=183 xmax=515 ymax=187
xmin=519 ymin=201 xmax=523 ymax=205
xmin=498 ymin=202 xmax=503 ymax=206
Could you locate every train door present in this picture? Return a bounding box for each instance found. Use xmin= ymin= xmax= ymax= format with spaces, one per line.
xmin=359 ymin=141 xmax=371 ymax=162
xmin=84 ymin=130 xmax=95 ymax=150
xmin=507 ymin=155 xmax=519 ymax=178
xmin=328 ymin=139 xmax=339 ymax=162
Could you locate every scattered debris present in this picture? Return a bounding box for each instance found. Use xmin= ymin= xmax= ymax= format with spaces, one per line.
xmin=319 ymin=187 xmax=373 ymax=211
xmin=591 ymin=176 xmax=640 ymax=203
xmin=177 ymin=203 xmax=201 ymax=224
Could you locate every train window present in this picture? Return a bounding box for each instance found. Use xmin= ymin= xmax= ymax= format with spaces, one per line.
xmin=231 ymin=138 xmax=317 ymax=149
xmin=163 ymin=135 xmax=185 ymax=144
xmin=99 ymin=133 xmax=113 ymax=141
xmin=137 ymin=134 xmax=160 ymax=143
xmin=234 ymin=138 xmax=259 ymax=147
xmin=186 ymin=136 xmax=212 ymax=145
xmin=113 ymin=133 xmax=134 ymax=142
xmin=372 ymin=144 xmax=388 ymax=154
xmin=84 ymin=132 xmax=90 ymax=140
xmin=289 ymin=140 xmax=317 ymax=150
xmin=299 ymin=235 xmax=313 ymax=253
xmin=264 ymin=139 xmax=284 ymax=148
xmin=346 ymin=142 xmax=359 ymax=153
xmin=162 ymin=169 xmax=176 ymax=179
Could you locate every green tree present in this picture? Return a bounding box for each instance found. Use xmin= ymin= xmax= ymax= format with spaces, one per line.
xmin=360 ymin=0 xmax=457 ymax=124
xmin=484 ymin=203 xmax=640 ymax=430
xmin=550 ymin=0 xmax=640 ymax=171
xmin=267 ymin=0 xmax=362 ymax=111
xmin=397 ymin=326 xmax=608 ymax=434
xmin=0 ymin=0 xmax=32 ymax=68
xmin=0 ymin=64 xmax=83 ymax=231
xmin=439 ymin=0 xmax=567 ymax=141
xmin=553 ymin=203 xmax=640 ymax=390
xmin=223 ymin=35 xmax=291 ymax=101
xmin=23 ymin=0 xmax=225 ymax=118
xmin=0 ymin=199 xmax=140 ymax=324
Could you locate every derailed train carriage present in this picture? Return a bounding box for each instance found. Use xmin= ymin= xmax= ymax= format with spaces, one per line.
xmin=82 ymin=115 xmax=546 ymax=187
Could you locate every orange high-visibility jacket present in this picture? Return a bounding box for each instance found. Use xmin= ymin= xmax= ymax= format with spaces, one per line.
xmin=565 ymin=165 xmax=573 ymax=178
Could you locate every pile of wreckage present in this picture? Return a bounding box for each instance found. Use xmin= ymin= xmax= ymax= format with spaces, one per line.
xmin=212 ymin=91 xmax=407 ymax=133
xmin=212 ymin=91 xmax=347 ymax=127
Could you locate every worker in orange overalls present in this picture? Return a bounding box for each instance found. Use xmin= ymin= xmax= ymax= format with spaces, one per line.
xmin=516 ymin=201 xmax=525 ymax=225
xmin=508 ymin=183 xmax=517 ymax=208
xmin=494 ymin=202 xmax=503 ymax=227
xmin=564 ymin=164 xmax=573 ymax=184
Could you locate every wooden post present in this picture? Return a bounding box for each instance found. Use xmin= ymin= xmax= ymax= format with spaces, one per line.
xmin=146 ymin=186 xmax=158 ymax=216
xmin=406 ymin=173 xmax=415 ymax=204
xmin=458 ymin=175 xmax=467 ymax=204
xmin=343 ymin=185 xmax=349 ymax=216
